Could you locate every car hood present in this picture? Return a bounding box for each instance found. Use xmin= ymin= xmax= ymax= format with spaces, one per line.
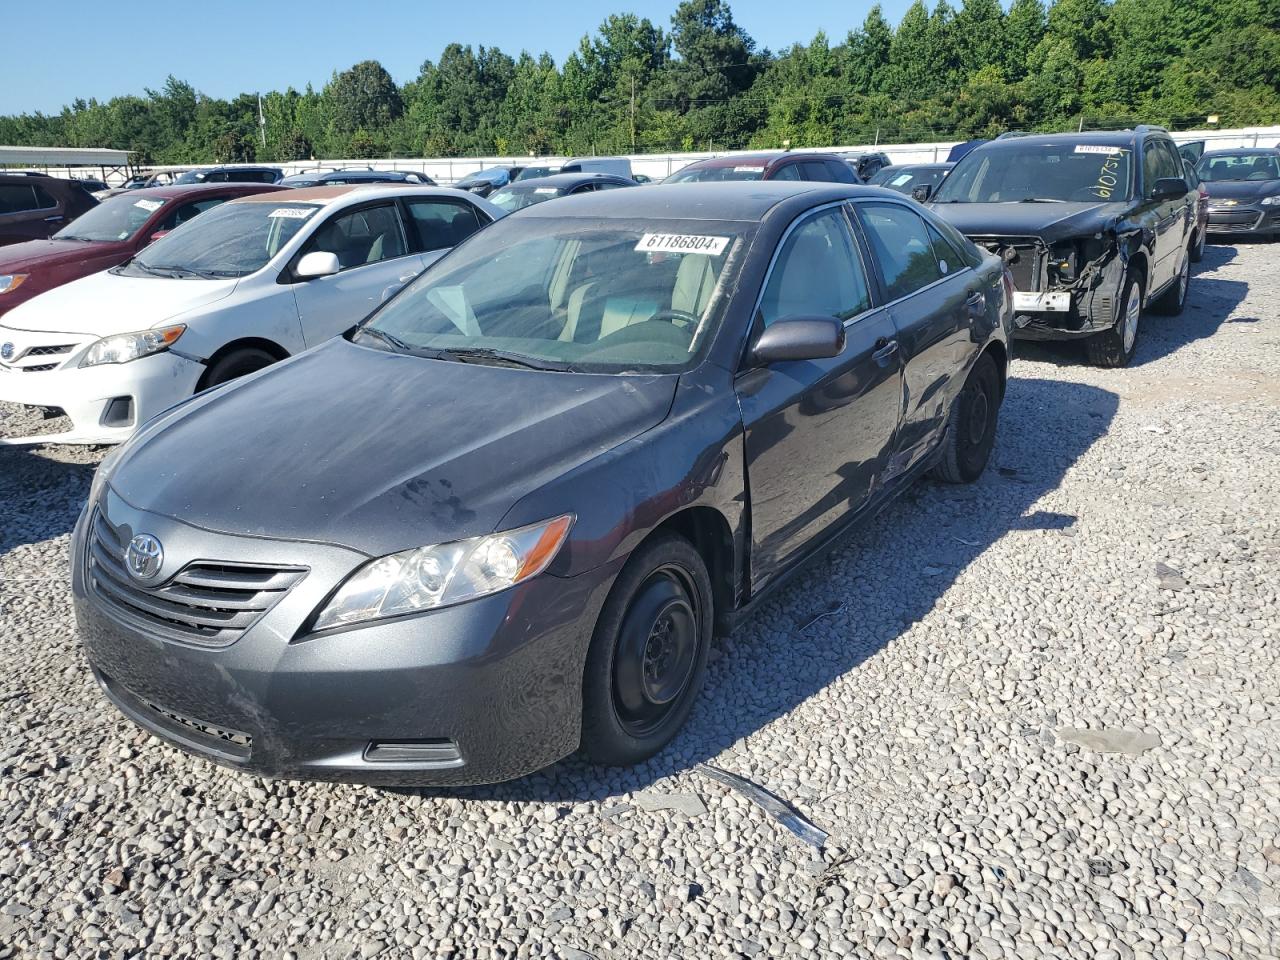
xmin=0 ymin=237 xmax=126 ymax=273
xmin=0 ymin=268 xmax=239 ymax=335
xmin=106 ymin=338 xmax=678 ymax=556
xmin=929 ymin=201 xmax=1131 ymax=242
xmin=1203 ymin=180 xmax=1280 ymax=201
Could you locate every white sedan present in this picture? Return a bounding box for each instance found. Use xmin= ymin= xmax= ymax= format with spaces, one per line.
xmin=0 ymin=185 xmax=502 ymax=443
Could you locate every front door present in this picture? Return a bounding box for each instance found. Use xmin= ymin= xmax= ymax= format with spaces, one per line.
xmin=289 ymin=201 xmax=426 ymax=345
xmin=735 ymin=205 xmax=904 ymax=590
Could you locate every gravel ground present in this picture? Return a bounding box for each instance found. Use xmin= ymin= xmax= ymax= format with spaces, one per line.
xmin=2 ymin=241 xmax=1278 ymax=960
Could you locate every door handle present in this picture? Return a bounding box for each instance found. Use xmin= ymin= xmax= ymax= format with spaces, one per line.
xmin=44 ymin=215 xmax=64 ymax=223
xmin=872 ymin=338 xmax=899 ymax=366
xmin=398 ymin=272 xmax=418 ymax=284
xmin=965 ymin=291 xmax=986 ymax=317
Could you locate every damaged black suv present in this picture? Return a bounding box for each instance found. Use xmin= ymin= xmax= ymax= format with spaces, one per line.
xmin=924 ymin=127 xmax=1197 ymax=366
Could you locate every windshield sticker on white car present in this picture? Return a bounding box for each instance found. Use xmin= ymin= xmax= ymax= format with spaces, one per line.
xmin=635 ymin=233 xmax=730 ymax=256
xmin=268 ymin=207 xmax=316 ymax=219
xmin=133 ymin=199 xmax=163 ymax=211
xmin=1074 ymin=145 xmax=1128 ymax=155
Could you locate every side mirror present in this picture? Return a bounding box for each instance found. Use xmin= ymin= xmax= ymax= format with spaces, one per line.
xmin=1151 ymin=178 xmax=1188 ymax=202
xmin=751 ymin=316 xmax=845 ymax=365
xmin=295 ymin=251 xmax=340 ymax=280
xmin=146 ymin=229 xmax=170 ymax=245
xmin=911 ymin=184 xmax=933 ymax=203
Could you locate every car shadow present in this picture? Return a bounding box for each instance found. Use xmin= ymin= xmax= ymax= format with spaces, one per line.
xmin=397 ymin=375 xmax=1119 ymax=804
xmin=1014 ymin=243 xmax=1247 ymax=369
xmin=0 ymin=446 xmax=98 ymax=556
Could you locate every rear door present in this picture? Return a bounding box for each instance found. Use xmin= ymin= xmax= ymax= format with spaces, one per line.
xmin=288 ymin=200 xmax=420 ymax=345
xmin=854 ymin=199 xmax=978 ymax=478
xmin=735 ymin=204 xmax=903 ymax=589
xmin=1142 ymin=138 xmax=1190 ymax=289
xmin=0 ymin=181 xmax=63 ymax=244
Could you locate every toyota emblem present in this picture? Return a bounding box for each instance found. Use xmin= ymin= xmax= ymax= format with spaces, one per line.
xmin=125 ymin=534 xmax=164 ymax=582
xmin=0 ymin=342 xmax=13 ymax=362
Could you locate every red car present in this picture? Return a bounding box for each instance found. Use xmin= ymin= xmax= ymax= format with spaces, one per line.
xmin=665 ymin=151 xmax=860 ymax=185
xmin=0 ymin=182 xmax=286 ymax=317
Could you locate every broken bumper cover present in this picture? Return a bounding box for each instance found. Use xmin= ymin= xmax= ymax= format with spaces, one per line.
xmin=71 ymin=492 xmax=619 ymax=786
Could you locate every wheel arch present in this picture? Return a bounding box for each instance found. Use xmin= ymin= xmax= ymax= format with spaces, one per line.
xmin=980 ymin=339 xmax=1009 ymax=401
xmin=646 ymin=506 xmax=737 ymax=636
xmin=195 ymin=337 xmax=290 ymax=389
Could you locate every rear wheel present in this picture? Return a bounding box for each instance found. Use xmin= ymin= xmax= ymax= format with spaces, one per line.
xmin=933 ymin=352 xmax=1001 ymax=484
xmin=1087 ymin=272 xmax=1142 ymax=368
xmin=197 ymin=347 xmax=279 ymax=392
xmin=581 ymin=534 xmax=712 ymax=766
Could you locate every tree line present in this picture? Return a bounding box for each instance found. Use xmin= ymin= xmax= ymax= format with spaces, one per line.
xmin=2 ymin=0 xmax=1278 ymax=164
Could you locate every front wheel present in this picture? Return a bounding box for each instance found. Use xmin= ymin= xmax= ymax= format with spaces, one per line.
xmin=933 ymin=352 xmax=1001 ymax=484
xmin=581 ymin=534 xmax=712 ymax=766
xmin=1086 ymin=273 xmax=1142 ymax=368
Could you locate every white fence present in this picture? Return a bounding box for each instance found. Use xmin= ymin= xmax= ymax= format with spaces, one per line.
xmin=30 ymin=125 xmax=1280 ymax=185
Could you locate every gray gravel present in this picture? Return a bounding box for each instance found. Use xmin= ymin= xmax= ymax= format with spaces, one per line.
xmin=2 ymin=241 xmax=1278 ymax=959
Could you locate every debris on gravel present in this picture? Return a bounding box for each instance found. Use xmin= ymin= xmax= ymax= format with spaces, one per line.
xmin=1 ymin=242 xmax=1278 ymax=959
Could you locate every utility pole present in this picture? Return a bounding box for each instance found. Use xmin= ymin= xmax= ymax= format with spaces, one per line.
xmin=630 ymin=77 xmax=636 ymax=154
xmin=258 ymin=93 xmax=267 ymax=149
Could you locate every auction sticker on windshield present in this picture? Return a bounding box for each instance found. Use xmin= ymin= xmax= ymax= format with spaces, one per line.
xmin=635 ymin=233 xmax=730 ymax=255
xmin=134 ymin=199 xmax=163 ymax=211
xmin=1075 ymin=145 xmax=1128 ymax=155
xmin=268 ymin=207 xmax=315 ymax=219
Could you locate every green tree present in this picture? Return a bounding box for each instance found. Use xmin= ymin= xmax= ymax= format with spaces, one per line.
xmin=325 ymin=60 xmax=404 ymax=141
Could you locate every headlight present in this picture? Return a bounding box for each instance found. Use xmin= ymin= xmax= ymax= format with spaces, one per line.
xmin=313 ymin=514 xmax=574 ymax=631
xmin=1261 ymin=195 xmax=1280 ymax=206
xmin=79 ymin=325 xmax=185 ymax=367
xmin=0 ymin=274 xmax=29 ymax=294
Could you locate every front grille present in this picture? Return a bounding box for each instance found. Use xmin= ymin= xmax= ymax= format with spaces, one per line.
xmin=25 ymin=344 xmax=74 ymax=357
xmin=1208 ymin=210 xmax=1259 ymax=226
xmin=21 ymin=363 xmax=57 ymax=373
xmin=97 ymin=670 xmax=252 ymax=762
xmin=86 ymin=509 xmax=306 ymax=647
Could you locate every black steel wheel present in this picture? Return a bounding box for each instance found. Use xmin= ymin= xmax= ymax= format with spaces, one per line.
xmin=933 ymin=352 xmax=1001 ymax=485
xmin=582 ymin=534 xmax=712 ymax=766
xmin=197 ymin=347 xmax=279 ymax=392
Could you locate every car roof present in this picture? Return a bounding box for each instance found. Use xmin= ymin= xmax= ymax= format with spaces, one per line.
xmin=113 ymin=183 xmax=286 ymax=201
xmin=318 ymin=170 xmax=416 ymax=180
xmin=680 ymin=152 xmax=837 ymax=170
xmin=1200 ymin=148 xmax=1280 ymax=157
xmin=975 ymin=131 xmax=1142 ymax=151
xmin=516 ymin=181 xmax=900 ymax=222
xmin=502 ymin=172 xmax=629 ymax=189
xmin=230 ymin=184 xmax=474 ymax=207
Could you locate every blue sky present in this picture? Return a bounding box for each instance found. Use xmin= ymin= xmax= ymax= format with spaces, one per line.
xmin=0 ymin=0 xmax=922 ymax=115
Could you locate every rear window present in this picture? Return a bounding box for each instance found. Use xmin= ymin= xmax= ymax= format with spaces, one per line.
xmin=667 ymin=163 xmax=766 ymax=183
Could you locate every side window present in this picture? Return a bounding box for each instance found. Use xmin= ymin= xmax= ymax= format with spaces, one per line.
xmin=771 ymin=163 xmax=802 ymax=182
xmin=404 ymin=199 xmax=482 ymax=253
xmin=32 ymin=185 xmax=58 ymax=210
xmin=826 ymin=160 xmax=858 ymax=184
xmin=925 ymin=222 xmax=963 ymax=276
xmin=858 ymin=202 xmax=947 ymax=300
xmin=305 ymin=203 xmax=407 ymax=269
xmin=157 ymin=197 xmax=225 ymax=232
xmin=799 ymin=160 xmax=830 ymax=181
xmin=0 ymin=184 xmax=39 ymax=214
xmin=759 ymin=207 xmax=871 ymax=327
xmin=1143 ymin=141 xmax=1179 ymax=196
xmin=1159 ymin=142 xmax=1186 ymax=186
xmin=594 ymin=181 xmax=626 ymax=191
xmin=569 ymin=183 xmax=596 ymax=194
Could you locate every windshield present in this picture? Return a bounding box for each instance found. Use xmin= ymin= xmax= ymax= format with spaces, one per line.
xmin=458 ymin=167 xmax=510 ymax=188
xmin=489 ymin=184 xmax=564 ymax=213
xmin=174 ymin=170 xmax=206 ymax=184
xmin=934 ymin=144 xmax=1134 ymax=203
xmin=1197 ymin=153 xmax=1280 ymax=182
xmin=55 ymin=194 xmax=167 ymax=242
xmin=667 ymin=163 xmax=766 ymax=183
xmin=356 ymin=216 xmax=750 ymax=372
xmin=115 ymin=201 xmax=316 ymax=279
xmin=516 ymin=166 xmax=559 ymax=181
xmin=873 ymin=166 xmax=950 ymax=194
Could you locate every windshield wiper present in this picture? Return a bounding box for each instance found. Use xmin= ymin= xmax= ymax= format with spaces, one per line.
xmin=357 ymin=326 xmax=415 ymax=353
xmin=1011 ymin=197 xmax=1068 ymax=203
xmin=55 ymin=234 xmax=95 ymax=242
xmin=140 ymin=264 xmax=221 ymax=279
xmin=430 ymin=347 xmax=567 ymax=371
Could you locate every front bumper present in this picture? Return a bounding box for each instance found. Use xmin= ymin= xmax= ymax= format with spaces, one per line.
xmin=72 ymin=489 xmax=618 ymax=785
xmin=1206 ymin=204 xmax=1280 ymax=236
xmin=0 ymin=338 xmax=202 ymax=445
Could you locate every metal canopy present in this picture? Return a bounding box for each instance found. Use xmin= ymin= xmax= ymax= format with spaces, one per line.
xmin=0 ymin=145 xmax=130 ymax=166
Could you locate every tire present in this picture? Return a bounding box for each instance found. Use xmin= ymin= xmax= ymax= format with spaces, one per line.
xmin=1086 ymin=272 xmax=1143 ymax=368
xmin=1189 ymin=228 xmax=1205 ymax=263
xmin=1152 ymin=252 xmax=1190 ymax=316
xmin=933 ymin=352 xmax=1001 ymax=485
xmin=581 ymin=533 xmax=713 ymax=766
xmin=197 ymin=347 xmax=279 ymax=392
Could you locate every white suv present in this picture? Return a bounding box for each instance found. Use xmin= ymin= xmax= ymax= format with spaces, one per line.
xmin=0 ymin=185 xmax=502 ymax=444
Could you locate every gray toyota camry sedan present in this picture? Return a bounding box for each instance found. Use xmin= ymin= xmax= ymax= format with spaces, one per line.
xmin=72 ymin=182 xmax=1014 ymax=785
